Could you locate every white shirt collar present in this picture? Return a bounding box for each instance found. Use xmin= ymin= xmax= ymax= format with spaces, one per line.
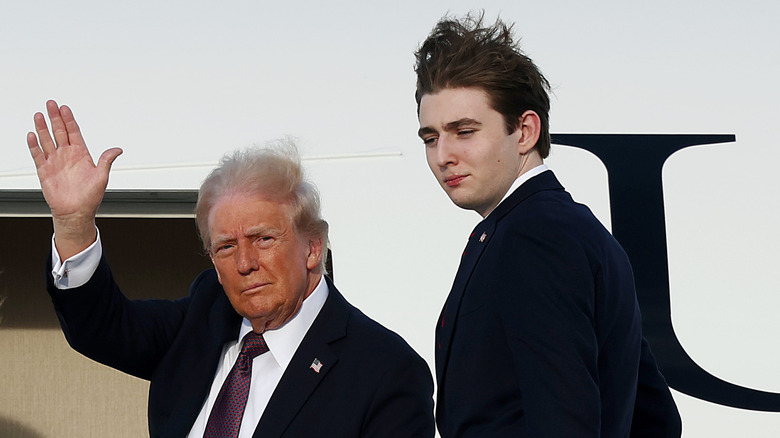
xmin=486 ymin=164 xmax=550 ymax=218
xmin=237 ymin=275 xmax=329 ymax=370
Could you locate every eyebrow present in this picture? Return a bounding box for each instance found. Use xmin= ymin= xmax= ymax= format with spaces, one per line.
xmin=210 ymin=225 xmax=278 ymax=249
xmin=417 ymin=118 xmax=482 ymax=139
xmin=209 ymin=235 xmax=234 ymax=253
xmin=417 ymin=126 xmax=437 ymax=139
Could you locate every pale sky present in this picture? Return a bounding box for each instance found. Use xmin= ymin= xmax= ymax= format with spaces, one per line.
xmin=2 ymin=1 xmax=780 ymax=435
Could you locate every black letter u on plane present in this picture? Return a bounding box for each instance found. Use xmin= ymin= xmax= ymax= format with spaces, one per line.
xmin=552 ymin=134 xmax=780 ymax=411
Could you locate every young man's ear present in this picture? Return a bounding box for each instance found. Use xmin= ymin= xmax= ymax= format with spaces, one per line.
xmin=517 ymin=110 xmax=541 ymax=155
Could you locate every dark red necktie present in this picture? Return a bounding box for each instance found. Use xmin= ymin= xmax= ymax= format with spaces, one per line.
xmin=203 ymin=331 xmax=269 ymax=438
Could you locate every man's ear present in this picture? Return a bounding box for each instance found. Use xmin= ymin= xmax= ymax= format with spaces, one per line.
xmin=209 ymin=253 xmax=223 ymax=284
xmin=516 ymin=110 xmax=542 ymax=155
xmin=306 ymin=237 xmax=324 ymax=272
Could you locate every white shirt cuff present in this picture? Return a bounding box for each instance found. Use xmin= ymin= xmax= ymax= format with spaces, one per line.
xmin=51 ymin=228 xmax=102 ymax=290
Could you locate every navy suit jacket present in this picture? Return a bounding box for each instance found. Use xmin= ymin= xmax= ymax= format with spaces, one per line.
xmin=47 ymin=256 xmax=434 ymax=437
xmin=435 ymin=171 xmax=681 ymax=437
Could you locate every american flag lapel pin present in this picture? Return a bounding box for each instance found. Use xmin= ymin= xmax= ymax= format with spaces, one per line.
xmin=310 ymin=358 xmax=323 ymax=373
xmin=479 ymin=232 xmax=487 ymax=242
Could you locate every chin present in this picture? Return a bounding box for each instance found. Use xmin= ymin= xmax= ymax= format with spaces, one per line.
xmin=450 ymin=197 xmax=478 ymax=211
xmin=235 ymin=302 xmax=273 ymax=322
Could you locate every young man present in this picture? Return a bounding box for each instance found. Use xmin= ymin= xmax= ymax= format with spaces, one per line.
xmin=415 ymin=14 xmax=682 ymax=437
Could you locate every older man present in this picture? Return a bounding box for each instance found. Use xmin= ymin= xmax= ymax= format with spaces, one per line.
xmin=28 ymin=100 xmax=434 ymax=438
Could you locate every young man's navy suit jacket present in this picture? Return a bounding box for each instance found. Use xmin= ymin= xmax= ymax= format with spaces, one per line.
xmin=434 ymin=170 xmax=681 ymax=437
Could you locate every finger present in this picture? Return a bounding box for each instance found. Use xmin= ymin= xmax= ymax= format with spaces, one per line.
xmin=46 ymin=100 xmax=69 ymax=148
xmin=97 ymin=147 xmax=123 ymax=173
xmin=59 ymin=105 xmax=86 ymax=147
xmin=33 ymin=111 xmax=56 ymax=157
xmin=26 ymin=132 xmax=46 ymax=169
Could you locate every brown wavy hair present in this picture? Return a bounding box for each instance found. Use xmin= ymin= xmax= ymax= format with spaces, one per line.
xmin=414 ymin=12 xmax=552 ymax=157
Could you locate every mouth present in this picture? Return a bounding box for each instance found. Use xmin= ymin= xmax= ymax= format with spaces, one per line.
xmin=242 ymin=282 xmax=270 ymax=294
xmin=444 ymin=174 xmax=467 ymax=187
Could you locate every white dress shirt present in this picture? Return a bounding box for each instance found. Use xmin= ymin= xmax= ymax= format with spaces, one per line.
xmin=187 ymin=277 xmax=327 ymax=438
xmin=50 ymin=230 xmax=102 ymax=289
xmin=50 ymin=233 xmax=329 ymax=438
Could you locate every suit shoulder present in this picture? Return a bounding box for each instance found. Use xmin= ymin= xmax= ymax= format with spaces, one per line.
xmin=508 ymin=189 xmax=600 ymax=226
xmin=342 ymin=304 xmax=426 ymax=362
xmin=499 ymin=189 xmax=618 ymax=251
xmin=183 ymin=268 xmax=234 ymax=313
xmin=186 ymin=268 xmax=221 ymax=299
xmin=189 ymin=268 xmax=218 ymax=290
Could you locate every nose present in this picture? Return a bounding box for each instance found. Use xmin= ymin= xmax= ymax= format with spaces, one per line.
xmin=432 ymin=135 xmax=457 ymax=168
xmin=236 ymin=244 xmax=259 ymax=275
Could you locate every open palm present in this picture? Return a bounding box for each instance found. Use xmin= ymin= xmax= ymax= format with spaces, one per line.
xmin=26 ymin=100 xmax=122 ymax=258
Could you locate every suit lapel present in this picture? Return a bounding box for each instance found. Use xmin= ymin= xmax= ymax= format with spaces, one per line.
xmin=253 ymin=277 xmax=347 ymax=438
xmin=160 ymin=288 xmax=242 ymax=438
xmin=435 ymin=218 xmax=493 ymax=383
xmin=435 ymin=170 xmax=564 ymax=386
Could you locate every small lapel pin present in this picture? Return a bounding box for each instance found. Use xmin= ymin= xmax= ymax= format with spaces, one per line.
xmin=479 ymin=232 xmax=487 ymax=242
xmin=310 ymin=358 xmax=323 ymax=373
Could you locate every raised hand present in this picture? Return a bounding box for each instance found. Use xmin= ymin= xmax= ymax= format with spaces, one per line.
xmin=27 ymin=100 xmax=123 ymax=259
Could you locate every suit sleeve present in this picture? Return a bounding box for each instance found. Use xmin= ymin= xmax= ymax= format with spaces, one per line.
xmin=359 ymin=341 xmax=435 ymax=437
xmin=489 ymin=226 xmax=604 ymax=437
xmin=631 ymin=338 xmax=683 ymax=437
xmin=46 ymin=252 xmax=191 ymax=380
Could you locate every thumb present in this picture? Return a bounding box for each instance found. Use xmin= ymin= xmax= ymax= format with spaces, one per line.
xmin=97 ymin=147 xmax=124 ymax=171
